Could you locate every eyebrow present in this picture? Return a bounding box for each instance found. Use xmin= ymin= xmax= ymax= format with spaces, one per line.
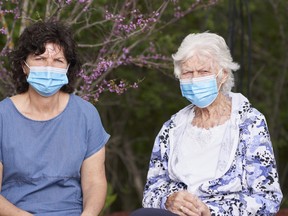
xmin=54 ymin=57 xmax=66 ymax=60
xmin=182 ymin=66 xmax=209 ymax=71
xmin=32 ymin=54 xmax=66 ymax=59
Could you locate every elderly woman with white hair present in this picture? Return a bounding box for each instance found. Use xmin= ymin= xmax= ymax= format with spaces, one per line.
xmin=130 ymin=32 xmax=282 ymax=216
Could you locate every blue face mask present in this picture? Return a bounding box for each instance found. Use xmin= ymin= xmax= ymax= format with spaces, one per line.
xmin=180 ymin=74 xmax=219 ymax=108
xmin=25 ymin=62 xmax=69 ymax=97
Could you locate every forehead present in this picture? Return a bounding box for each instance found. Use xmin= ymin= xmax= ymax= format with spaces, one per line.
xmin=40 ymin=43 xmax=65 ymax=57
xmin=181 ymin=55 xmax=212 ymax=70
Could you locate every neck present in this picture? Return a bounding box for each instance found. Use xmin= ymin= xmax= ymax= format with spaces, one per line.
xmin=20 ymin=88 xmax=68 ymax=121
xmin=193 ymin=93 xmax=231 ymax=128
xmin=27 ymin=89 xmax=62 ymax=112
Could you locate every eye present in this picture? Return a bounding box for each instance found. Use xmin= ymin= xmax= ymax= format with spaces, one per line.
xmin=34 ymin=56 xmax=44 ymax=61
xmin=199 ymin=70 xmax=210 ymax=74
xmin=183 ymin=71 xmax=193 ymax=75
xmin=54 ymin=58 xmax=66 ymax=64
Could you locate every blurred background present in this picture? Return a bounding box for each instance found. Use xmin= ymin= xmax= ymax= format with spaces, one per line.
xmin=1 ymin=0 xmax=287 ymax=214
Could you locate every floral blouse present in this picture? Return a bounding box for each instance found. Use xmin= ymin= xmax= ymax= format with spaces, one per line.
xmin=142 ymin=93 xmax=283 ymax=216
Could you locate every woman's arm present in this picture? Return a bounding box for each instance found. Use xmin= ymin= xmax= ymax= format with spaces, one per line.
xmin=0 ymin=163 xmax=33 ymax=216
xmin=204 ymin=110 xmax=283 ymax=215
xmin=240 ymin=112 xmax=282 ymax=214
xmin=143 ymin=120 xmax=187 ymax=208
xmin=80 ymin=147 xmax=107 ymax=216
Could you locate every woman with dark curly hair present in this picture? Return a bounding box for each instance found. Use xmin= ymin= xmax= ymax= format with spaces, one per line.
xmin=0 ymin=20 xmax=110 ymax=216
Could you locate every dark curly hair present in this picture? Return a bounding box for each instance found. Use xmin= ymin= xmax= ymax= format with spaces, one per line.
xmin=11 ymin=20 xmax=81 ymax=94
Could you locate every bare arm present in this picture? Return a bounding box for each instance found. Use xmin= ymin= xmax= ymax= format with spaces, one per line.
xmin=0 ymin=163 xmax=33 ymax=216
xmin=81 ymin=147 xmax=107 ymax=216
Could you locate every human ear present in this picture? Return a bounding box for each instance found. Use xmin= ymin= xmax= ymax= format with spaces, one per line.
xmin=221 ymin=69 xmax=229 ymax=84
xmin=22 ymin=62 xmax=29 ymax=76
xmin=217 ymin=69 xmax=228 ymax=91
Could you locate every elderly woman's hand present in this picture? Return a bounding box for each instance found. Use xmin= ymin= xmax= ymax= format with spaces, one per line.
xmin=195 ymin=198 xmax=211 ymax=216
xmin=165 ymin=191 xmax=203 ymax=216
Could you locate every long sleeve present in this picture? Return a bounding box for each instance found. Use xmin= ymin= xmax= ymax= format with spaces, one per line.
xmin=204 ymin=108 xmax=282 ymax=216
xmin=142 ymin=119 xmax=186 ymax=208
xmin=142 ymin=95 xmax=282 ymax=215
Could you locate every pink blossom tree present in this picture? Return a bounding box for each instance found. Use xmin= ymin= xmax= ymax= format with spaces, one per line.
xmin=0 ymin=0 xmax=218 ymax=101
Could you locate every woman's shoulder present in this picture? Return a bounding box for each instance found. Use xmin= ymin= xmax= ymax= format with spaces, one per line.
xmin=170 ymin=104 xmax=194 ymax=124
xmin=69 ymin=94 xmax=100 ymax=115
xmin=0 ymin=97 xmax=10 ymax=104
xmin=230 ymin=92 xmax=264 ymax=120
xmin=156 ymin=104 xmax=194 ymax=131
xmin=71 ymin=94 xmax=95 ymax=108
xmin=0 ymin=97 xmax=12 ymax=112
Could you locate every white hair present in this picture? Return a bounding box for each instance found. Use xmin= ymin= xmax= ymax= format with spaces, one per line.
xmin=172 ymin=32 xmax=240 ymax=93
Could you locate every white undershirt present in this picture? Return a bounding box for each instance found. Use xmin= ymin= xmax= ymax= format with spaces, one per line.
xmin=173 ymin=120 xmax=230 ymax=193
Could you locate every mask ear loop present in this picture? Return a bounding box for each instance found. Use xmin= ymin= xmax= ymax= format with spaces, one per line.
xmin=216 ymin=69 xmax=228 ymax=91
xmin=22 ymin=61 xmax=31 ymax=77
xmin=23 ymin=61 xmax=30 ymax=69
xmin=66 ymin=64 xmax=70 ymax=72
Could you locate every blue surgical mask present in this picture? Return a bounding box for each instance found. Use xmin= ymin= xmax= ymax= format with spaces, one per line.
xmin=25 ymin=62 xmax=69 ymax=97
xmin=180 ymin=74 xmax=219 ymax=108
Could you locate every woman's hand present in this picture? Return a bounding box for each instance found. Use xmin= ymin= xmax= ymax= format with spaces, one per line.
xmin=195 ymin=198 xmax=211 ymax=216
xmin=165 ymin=191 xmax=210 ymax=216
